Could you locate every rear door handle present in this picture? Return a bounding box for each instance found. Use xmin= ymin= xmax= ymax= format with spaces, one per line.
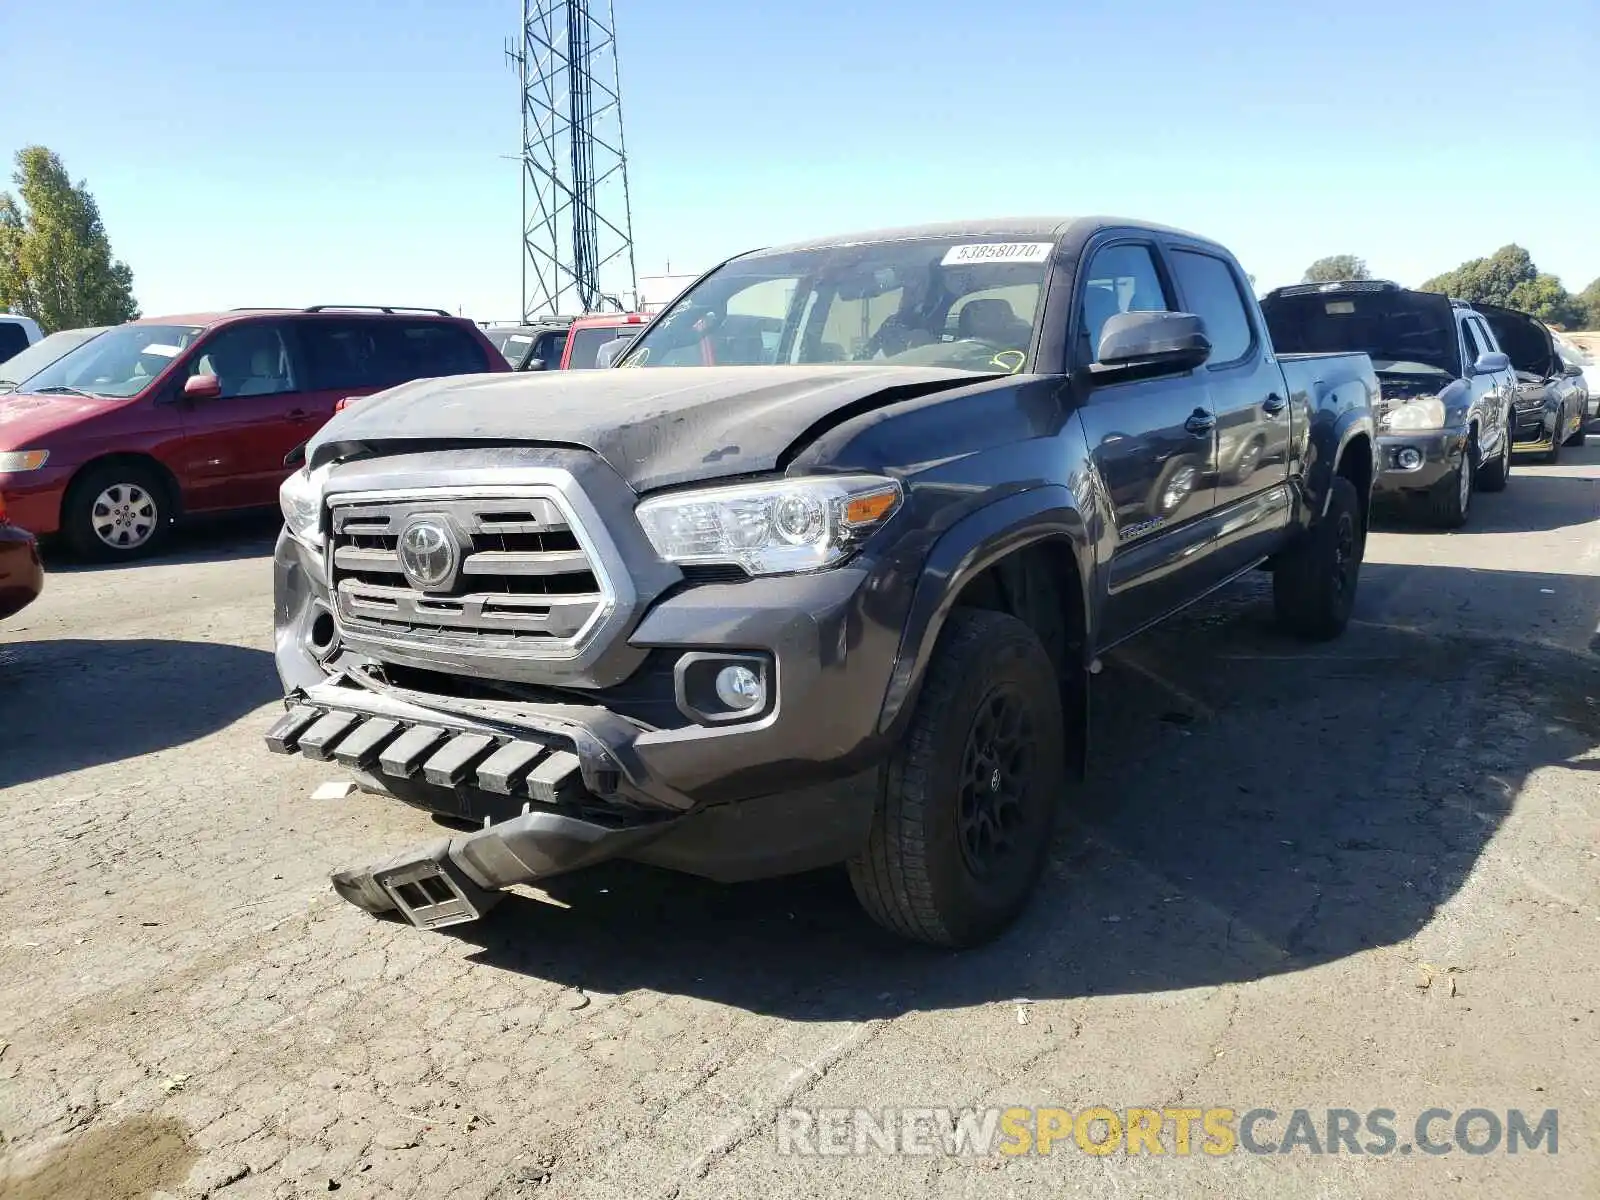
xmin=1184 ymin=410 xmax=1216 ymax=436
xmin=1263 ymin=393 xmax=1287 ymax=414
xmin=288 ymin=408 xmax=313 ymax=420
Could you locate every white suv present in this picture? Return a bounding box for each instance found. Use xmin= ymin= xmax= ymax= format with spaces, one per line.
xmin=0 ymin=314 xmax=43 ymax=363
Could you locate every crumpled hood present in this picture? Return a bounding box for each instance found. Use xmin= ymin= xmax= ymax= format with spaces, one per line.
xmin=0 ymin=391 xmax=120 ymax=448
xmin=306 ymin=364 xmax=999 ymax=492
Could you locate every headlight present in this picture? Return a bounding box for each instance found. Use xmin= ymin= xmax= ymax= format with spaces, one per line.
xmin=0 ymin=450 xmax=50 ymax=472
xmin=1381 ymin=398 xmax=1447 ymax=431
xmin=278 ymin=464 xmax=327 ymax=547
xmin=636 ymin=474 xmax=903 ymax=576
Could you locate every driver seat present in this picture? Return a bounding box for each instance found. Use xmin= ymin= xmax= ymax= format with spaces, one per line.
xmin=958 ymin=298 xmax=1030 ymax=346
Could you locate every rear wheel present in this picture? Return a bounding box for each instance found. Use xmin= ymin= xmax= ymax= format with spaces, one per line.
xmin=1273 ymin=475 xmax=1364 ymax=641
xmin=847 ymin=608 xmax=1064 ymax=948
xmin=62 ymin=462 xmax=172 ymax=561
xmin=1426 ymin=435 xmax=1475 ymax=528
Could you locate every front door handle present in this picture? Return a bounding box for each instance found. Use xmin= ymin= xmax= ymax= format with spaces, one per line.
xmin=1262 ymin=393 xmax=1287 ymax=414
xmin=1184 ymin=410 xmax=1216 ymax=436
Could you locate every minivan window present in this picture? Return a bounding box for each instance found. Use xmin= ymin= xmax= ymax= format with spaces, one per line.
xmin=16 ymin=323 xmax=205 ymax=398
xmin=1170 ymin=250 xmax=1253 ymax=365
xmin=379 ymin=322 xmax=490 ymax=383
xmin=187 ymin=324 xmax=297 ymax=398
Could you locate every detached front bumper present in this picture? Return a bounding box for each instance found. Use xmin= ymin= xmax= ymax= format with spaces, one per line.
xmin=1374 ymin=426 xmax=1466 ymax=494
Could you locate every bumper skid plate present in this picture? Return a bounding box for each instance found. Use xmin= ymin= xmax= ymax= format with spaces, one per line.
xmin=267 ymin=700 xmax=678 ymax=930
xmin=265 ymin=702 xmax=584 ymax=803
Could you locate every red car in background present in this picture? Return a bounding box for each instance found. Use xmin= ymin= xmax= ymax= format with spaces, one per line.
xmin=0 ymin=305 xmax=507 ymax=560
xmin=0 ymin=494 xmax=43 ymax=620
xmin=559 ymin=311 xmax=650 ymax=369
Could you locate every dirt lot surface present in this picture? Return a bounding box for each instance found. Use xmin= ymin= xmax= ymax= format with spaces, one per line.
xmin=2 ymin=441 xmax=1597 ymax=1200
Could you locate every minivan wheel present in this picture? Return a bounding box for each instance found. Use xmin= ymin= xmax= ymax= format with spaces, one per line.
xmin=847 ymin=608 xmax=1064 ymax=948
xmin=63 ymin=462 xmax=172 ymax=560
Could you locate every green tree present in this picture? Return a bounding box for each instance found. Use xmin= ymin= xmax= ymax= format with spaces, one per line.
xmin=0 ymin=145 xmax=139 ymax=334
xmin=1575 ymin=278 xmax=1600 ymax=331
xmin=1303 ymin=255 xmax=1371 ymax=283
xmin=1419 ymin=244 xmax=1538 ymax=305
xmin=1508 ymin=274 xmax=1584 ymax=328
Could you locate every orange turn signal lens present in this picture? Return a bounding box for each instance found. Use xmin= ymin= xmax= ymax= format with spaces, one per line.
xmin=843 ymin=487 xmax=900 ymax=527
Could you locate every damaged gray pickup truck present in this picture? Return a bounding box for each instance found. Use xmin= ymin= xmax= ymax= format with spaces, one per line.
xmin=267 ymin=217 xmax=1378 ymax=948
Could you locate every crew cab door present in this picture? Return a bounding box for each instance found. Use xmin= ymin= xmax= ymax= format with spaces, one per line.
xmin=174 ymin=320 xmax=320 ymax=512
xmin=1073 ymin=240 xmax=1220 ymax=646
xmin=1165 ymin=245 xmax=1293 ymax=575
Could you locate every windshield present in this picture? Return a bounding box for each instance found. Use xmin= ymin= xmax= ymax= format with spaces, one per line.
xmin=0 ymin=326 xmax=107 ymax=390
xmin=15 ymin=323 xmax=205 ymax=398
xmin=619 ymin=237 xmax=1053 ymax=373
xmin=1261 ymin=290 xmax=1462 ymax=378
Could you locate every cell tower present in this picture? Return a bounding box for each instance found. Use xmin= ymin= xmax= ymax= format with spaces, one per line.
xmin=507 ymin=0 xmax=638 ymax=319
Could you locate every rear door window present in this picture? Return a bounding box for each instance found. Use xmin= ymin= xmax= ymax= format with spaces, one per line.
xmin=298 ymin=319 xmax=384 ymax=391
xmin=1169 ymin=250 xmax=1255 ymax=365
xmin=378 ymin=322 xmax=490 ymax=384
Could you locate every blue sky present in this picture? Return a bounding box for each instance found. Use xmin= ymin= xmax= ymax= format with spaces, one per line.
xmin=2 ymin=0 xmax=1596 ymax=321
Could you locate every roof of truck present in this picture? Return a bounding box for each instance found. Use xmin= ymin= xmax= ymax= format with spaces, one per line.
xmin=745 ymin=215 xmax=1214 ymax=258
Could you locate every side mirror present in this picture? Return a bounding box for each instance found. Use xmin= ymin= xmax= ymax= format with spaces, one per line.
xmin=1562 ymin=361 xmax=1584 ymax=379
xmin=183 ymin=373 xmax=222 ymax=400
xmin=522 ymin=357 xmax=546 ymax=372
xmin=595 ymin=336 xmax=635 ymax=369
xmin=1092 ymin=311 xmax=1211 ymax=376
xmin=1473 ymin=351 xmax=1511 ymax=375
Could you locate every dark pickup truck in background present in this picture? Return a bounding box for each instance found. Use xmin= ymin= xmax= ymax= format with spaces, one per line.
xmin=266 ymin=216 xmax=1377 ymax=948
xmin=1260 ymin=280 xmax=1517 ymax=528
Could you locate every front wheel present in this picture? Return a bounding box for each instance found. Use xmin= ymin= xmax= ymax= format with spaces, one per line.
xmin=1426 ymin=435 xmax=1475 ymax=528
xmin=1565 ymin=422 xmax=1587 ymax=449
xmin=1477 ymin=426 xmax=1511 ymax=493
xmin=62 ymin=462 xmax=172 ymax=560
xmin=1541 ymin=409 xmax=1564 ymax=464
xmin=1272 ymin=475 xmax=1364 ymax=641
xmin=847 ymin=608 xmax=1065 ymax=948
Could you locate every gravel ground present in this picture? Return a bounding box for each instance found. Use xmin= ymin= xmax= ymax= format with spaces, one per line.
xmin=1 ymin=441 xmax=1597 ymax=1200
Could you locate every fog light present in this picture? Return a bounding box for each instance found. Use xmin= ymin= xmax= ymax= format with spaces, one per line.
xmin=1396 ymin=447 xmax=1423 ymax=469
xmin=714 ymin=665 xmax=765 ymax=711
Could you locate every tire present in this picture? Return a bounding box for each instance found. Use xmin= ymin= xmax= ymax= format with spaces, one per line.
xmin=1565 ymin=423 xmax=1588 ymax=449
xmin=1477 ymin=426 xmax=1511 ymax=493
xmin=1273 ymin=474 xmax=1364 ymax=642
xmin=62 ymin=461 xmax=173 ymax=561
xmin=1541 ymin=409 xmax=1564 ymax=464
xmin=847 ymin=608 xmax=1065 ymax=948
xmin=1426 ymin=434 xmax=1475 ymax=528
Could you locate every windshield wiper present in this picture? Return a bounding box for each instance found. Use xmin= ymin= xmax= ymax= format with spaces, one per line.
xmin=33 ymin=385 xmax=99 ymax=397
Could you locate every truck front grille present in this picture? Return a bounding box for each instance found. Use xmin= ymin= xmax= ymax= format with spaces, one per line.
xmin=327 ymin=488 xmax=614 ymax=658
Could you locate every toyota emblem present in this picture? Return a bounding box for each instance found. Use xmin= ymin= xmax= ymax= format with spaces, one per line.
xmin=397 ymin=516 xmax=460 ymax=592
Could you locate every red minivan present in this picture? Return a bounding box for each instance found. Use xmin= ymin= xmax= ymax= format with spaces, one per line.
xmin=0 ymin=306 xmax=507 ymax=559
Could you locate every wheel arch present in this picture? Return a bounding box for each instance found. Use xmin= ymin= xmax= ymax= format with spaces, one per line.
xmin=61 ymin=452 xmax=184 ymax=528
xmin=875 ymin=487 xmax=1093 ymax=766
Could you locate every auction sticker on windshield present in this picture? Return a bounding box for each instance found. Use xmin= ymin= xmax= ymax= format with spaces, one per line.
xmin=941 ymin=243 xmax=1055 ymax=266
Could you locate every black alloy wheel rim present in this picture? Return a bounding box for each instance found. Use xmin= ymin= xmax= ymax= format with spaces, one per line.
xmin=957 ymin=685 xmax=1036 ymax=879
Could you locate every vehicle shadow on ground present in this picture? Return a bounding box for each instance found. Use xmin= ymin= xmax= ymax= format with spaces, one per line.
xmin=0 ymin=638 xmax=278 ymax=787
xmin=1375 ymin=441 xmax=1599 ymax=535
xmin=440 ymin=564 xmax=1599 ymax=1020
xmin=39 ymin=510 xmax=282 ymax=574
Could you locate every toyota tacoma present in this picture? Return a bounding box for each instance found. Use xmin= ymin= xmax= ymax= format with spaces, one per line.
xmin=266 ymin=217 xmax=1377 ymax=948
